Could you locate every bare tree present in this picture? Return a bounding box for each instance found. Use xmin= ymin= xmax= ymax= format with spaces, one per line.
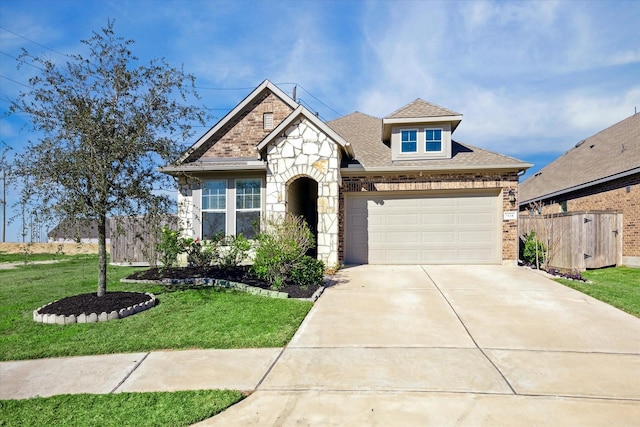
xmin=9 ymin=20 xmax=207 ymax=296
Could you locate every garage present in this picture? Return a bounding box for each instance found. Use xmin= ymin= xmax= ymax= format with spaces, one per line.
xmin=344 ymin=191 xmax=501 ymax=264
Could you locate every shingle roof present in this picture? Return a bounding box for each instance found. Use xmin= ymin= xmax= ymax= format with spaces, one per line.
xmin=385 ymin=98 xmax=461 ymax=119
xmin=328 ymin=112 xmax=530 ymax=171
xmin=48 ymin=219 xmax=112 ymax=240
xmin=519 ymin=113 xmax=640 ymax=203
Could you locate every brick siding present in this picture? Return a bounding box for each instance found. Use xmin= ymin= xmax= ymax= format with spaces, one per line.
xmin=187 ymin=92 xmax=294 ymax=161
xmin=339 ymin=171 xmax=521 ymax=263
xmin=538 ymin=173 xmax=639 ymax=257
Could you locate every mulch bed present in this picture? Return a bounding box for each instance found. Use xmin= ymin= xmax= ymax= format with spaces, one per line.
xmin=126 ymin=265 xmax=320 ymax=299
xmin=37 ymin=292 xmax=152 ymax=316
xmin=36 ymin=266 xmax=318 ymax=319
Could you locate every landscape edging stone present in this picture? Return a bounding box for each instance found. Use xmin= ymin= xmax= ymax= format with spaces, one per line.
xmin=32 ymin=292 xmax=156 ymax=325
xmin=120 ymin=277 xmax=290 ymax=299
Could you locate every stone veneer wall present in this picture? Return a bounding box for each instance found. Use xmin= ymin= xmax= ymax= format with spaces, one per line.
xmin=265 ymin=117 xmax=341 ymax=267
xmin=177 ymin=176 xmax=195 ymax=238
xmin=339 ymin=171 xmax=521 ymax=263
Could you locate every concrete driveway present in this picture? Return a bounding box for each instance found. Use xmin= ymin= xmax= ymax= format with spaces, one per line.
xmin=199 ymin=265 xmax=640 ymax=426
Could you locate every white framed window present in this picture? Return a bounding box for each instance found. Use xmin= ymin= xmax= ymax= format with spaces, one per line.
xmin=201 ymin=178 xmax=262 ymax=240
xmin=202 ymin=180 xmax=226 ymax=240
xmin=425 ymin=128 xmax=442 ymax=152
xmin=392 ymin=124 xmax=451 ymax=160
xmin=236 ymin=179 xmax=261 ymax=239
xmin=401 ymin=129 xmax=418 ymax=153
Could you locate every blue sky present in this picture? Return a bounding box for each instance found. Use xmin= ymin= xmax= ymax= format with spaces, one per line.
xmin=1 ymin=0 xmax=639 ymax=241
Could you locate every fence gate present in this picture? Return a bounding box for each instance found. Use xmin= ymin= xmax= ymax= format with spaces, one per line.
xmin=519 ymin=211 xmax=622 ymax=271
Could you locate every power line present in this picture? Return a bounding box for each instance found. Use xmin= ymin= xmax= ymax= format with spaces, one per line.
xmin=0 ymin=50 xmax=47 ymax=72
xmin=0 ymin=74 xmax=31 ymax=89
xmin=0 ymin=26 xmax=73 ymax=59
xmin=276 ymin=82 xmax=342 ymax=117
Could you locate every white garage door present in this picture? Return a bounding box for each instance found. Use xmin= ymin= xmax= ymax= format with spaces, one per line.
xmin=345 ymin=191 xmax=501 ymax=264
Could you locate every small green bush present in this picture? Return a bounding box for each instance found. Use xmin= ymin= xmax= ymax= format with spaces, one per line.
xmin=183 ymin=237 xmax=218 ymax=267
xmin=251 ymin=214 xmax=315 ymax=290
xmin=520 ymin=231 xmax=546 ymax=268
xmin=157 ymin=227 xmax=182 ymax=267
xmin=217 ymin=234 xmax=252 ymax=269
xmin=289 ymin=255 xmax=325 ymax=289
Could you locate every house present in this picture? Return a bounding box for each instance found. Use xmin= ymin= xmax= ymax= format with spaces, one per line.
xmin=519 ymin=113 xmax=640 ymax=267
xmin=48 ymin=218 xmax=112 ymax=244
xmin=161 ymin=80 xmax=531 ymax=268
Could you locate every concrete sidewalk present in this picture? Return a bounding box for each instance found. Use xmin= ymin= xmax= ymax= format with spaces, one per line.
xmin=0 ymin=348 xmax=282 ymax=400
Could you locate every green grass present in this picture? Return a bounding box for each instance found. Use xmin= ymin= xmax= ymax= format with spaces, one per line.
xmin=0 ymin=255 xmax=313 ymax=361
xmin=0 ymin=390 xmax=244 ymax=426
xmin=0 ymin=251 xmax=75 ymax=263
xmin=555 ymin=267 xmax=640 ymax=317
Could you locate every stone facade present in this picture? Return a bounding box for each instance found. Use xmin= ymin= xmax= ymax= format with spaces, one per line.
xmin=339 ymin=171 xmax=521 ymax=263
xmin=538 ymin=173 xmax=639 ymax=261
xmin=265 ymin=117 xmax=341 ymax=267
xmin=177 ymin=176 xmax=196 ymax=238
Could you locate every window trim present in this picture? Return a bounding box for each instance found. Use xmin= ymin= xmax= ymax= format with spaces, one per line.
xmin=200 ymin=177 xmax=263 ymax=240
xmin=400 ymin=129 xmax=418 ymax=153
xmin=201 ymin=179 xmax=227 ymax=239
xmin=391 ymin=123 xmax=451 ymax=161
xmin=235 ymin=178 xmax=262 ymax=238
xmin=425 ymin=128 xmax=443 ymax=153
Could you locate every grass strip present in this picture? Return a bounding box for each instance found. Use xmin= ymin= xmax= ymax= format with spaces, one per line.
xmin=0 ymin=252 xmax=75 ymax=263
xmin=555 ymin=266 xmax=640 ymax=317
xmin=0 ymin=390 xmax=244 ymax=426
xmin=0 ymin=255 xmax=312 ymax=361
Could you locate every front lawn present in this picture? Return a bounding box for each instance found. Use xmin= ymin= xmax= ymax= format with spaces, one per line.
xmin=0 ymin=390 xmax=244 ymax=426
xmin=555 ymin=266 xmax=640 ymax=317
xmin=0 ymin=255 xmax=313 ymax=361
xmin=0 ymin=251 xmax=73 ymax=263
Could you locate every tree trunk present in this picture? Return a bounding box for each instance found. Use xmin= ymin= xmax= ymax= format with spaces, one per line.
xmin=97 ymin=213 xmax=107 ymax=297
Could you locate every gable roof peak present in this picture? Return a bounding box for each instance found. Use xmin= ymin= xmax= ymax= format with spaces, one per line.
xmin=385 ymin=98 xmax=461 ymax=119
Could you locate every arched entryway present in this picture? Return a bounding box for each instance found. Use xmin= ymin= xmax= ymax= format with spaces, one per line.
xmin=287 ymin=176 xmax=318 ymax=257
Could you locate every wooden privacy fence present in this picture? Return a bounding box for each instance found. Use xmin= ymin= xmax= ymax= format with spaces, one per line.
xmin=109 ymin=215 xmax=178 ymax=266
xmin=519 ymin=211 xmax=622 ymax=271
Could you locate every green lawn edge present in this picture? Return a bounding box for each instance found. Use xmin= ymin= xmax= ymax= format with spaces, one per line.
xmin=554 ymin=266 xmax=640 ymax=318
xmin=0 ymin=390 xmax=245 ymax=426
xmin=0 ymin=255 xmax=313 ymax=361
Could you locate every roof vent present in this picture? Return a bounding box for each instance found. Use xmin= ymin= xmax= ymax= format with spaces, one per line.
xmin=575 ymin=140 xmax=585 ymax=148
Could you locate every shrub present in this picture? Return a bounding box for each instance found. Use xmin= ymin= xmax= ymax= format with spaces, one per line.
xmin=157 ymin=227 xmax=182 ymax=268
xmin=216 ymin=234 xmax=252 ymax=269
xmin=289 ymin=255 xmax=325 ymax=289
xmin=183 ymin=237 xmax=217 ymax=267
xmin=520 ymin=231 xmax=547 ymax=268
xmin=251 ymin=214 xmax=315 ymax=290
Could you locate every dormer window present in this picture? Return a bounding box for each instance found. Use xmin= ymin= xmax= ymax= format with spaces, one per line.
xmin=401 ymin=130 xmax=417 ymax=153
xmin=391 ymin=124 xmax=451 ymax=160
xmin=382 ymin=98 xmax=462 ymax=161
xmin=425 ymin=129 xmax=442 ymax=152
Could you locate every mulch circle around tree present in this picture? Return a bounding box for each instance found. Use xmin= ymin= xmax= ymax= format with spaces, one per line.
xmin=126 ymin=265 xmax=320 ymax=299
xmin=37 ymin=292 xmax=153 ymax=316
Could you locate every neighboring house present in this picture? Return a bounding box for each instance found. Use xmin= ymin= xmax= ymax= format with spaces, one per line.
xmin=519 ymin=113 xmax=640 ymax=267
xmin=161 ymin=80 xmax=531 ymax=268
xmin=48 ymin=219 xmax=112 ymax=244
